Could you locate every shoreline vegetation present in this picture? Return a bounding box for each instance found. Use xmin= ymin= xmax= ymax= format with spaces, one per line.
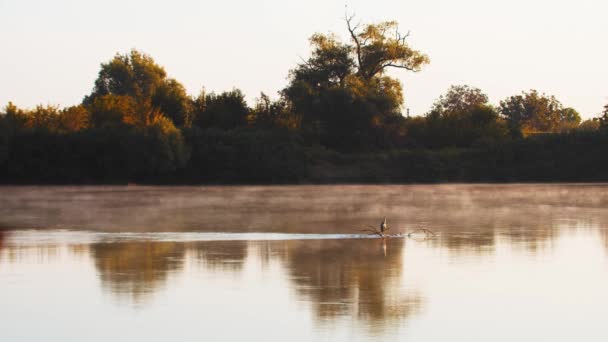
xmin=1 ymin=17 xmax=608 ymax=185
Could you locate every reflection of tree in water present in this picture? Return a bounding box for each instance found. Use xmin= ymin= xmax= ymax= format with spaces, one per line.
xmin=433 ymin=229 xmax=496 ymax=255
xmin=1 ymin=245 xmax=62 ymax=264
xmin=91 ymin=241 xmax=185 ymax=303
xmin=89 ymin=240 xmax=250 ymax=304
xmin=0 ymin=231 xmax=5 ymax=261
xmin=188 ymin=241 xmax=248 ymax=273
xmin=602 ymin=228 xmax=608 ymax=253
xmin=276 ymin=239 xmax=422 ymax=328
xmin=429 ymin=224 xmax=558 ymax=256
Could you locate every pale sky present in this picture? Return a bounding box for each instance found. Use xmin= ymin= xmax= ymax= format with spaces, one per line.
xmin=0 ymin=0 xmax=606 ymax=118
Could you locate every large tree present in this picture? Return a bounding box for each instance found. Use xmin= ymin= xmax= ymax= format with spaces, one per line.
xmin=84 ymin=50 xmax=192 ymax=126
xmin=499 ymin=90 xmax=579 ymax=135
xmin=422 ymin=86 xmax=508 ymax=147
xmin=192 ymin=89 xmax=250 ymax=130
xmin=346 ymin=16 xmax=429 ymax=79
xmin=282 ymin=15 xmax=429 ymax=150
xmin=428 ymin=85 xmax=489 ymax=118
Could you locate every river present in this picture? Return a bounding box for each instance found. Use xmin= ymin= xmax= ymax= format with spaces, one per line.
xmin=1 ymin=185 xmax=607 ymax=341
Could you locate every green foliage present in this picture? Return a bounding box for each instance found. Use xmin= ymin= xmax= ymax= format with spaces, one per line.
xmin=558 ymin=107 xmax=582 ymax=132
xmin=87 ymin=94 xmax=138 ymax=128
xmin=153 ymin=79 xmax=192 ymax=127
xmin=2 ymin=124 xmax=188 ymax=183
xmin=282 ymin=17 xmax=428 ymax=151
xmin=306 ymin=130 xmax=608 ymax=183
xmin=499 ymin=90 xmax=580 ymax=135
xmin=87 ymin=50 xmax=167 ymax=101
xmin=0 ymin=116 xmax=8 ymax=167
xmin=293 ymin=34 xmax=355 ymax=88
xmin=250 ymin=93 xmax=299 ymax=129
xmin=600 ymin=104 xmax=608 ymax=129
xmin=347 ymin=18 xmax=430 ymax=79
xmin=429 ymin=85 xmax=489 ymax=117
xmin=3 ymin=31 xmax=608 ymax=184
xmin=577 ymin=119 xmax=600 ymax=132
xmin=0 ymin=103 xmax=91 ymax=134
xmin=85 ymin=50 xmax=192 ymax=127
xmin=192 ymin=89 xmax=250 ymax=130
xmin=411 ymin=86 xmax=509 ymax=148
xmin=426 ymin=105 xmax=509 ymax=148
xmin=182 ymin=127 xmax=308 ymax=183
xmin=58 ymin=105 xmax=90 ymax=132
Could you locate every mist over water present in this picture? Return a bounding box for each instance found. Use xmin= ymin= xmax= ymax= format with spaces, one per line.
xmin=1 ymin=185 xmax=608 ymax=341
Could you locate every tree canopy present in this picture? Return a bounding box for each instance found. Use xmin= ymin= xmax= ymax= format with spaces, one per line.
xmin=85 ymin=50 xmax=192 ymax=127
xmin=500 ymin=90 xmax=581 ymax=135
xmin=428 ymin=85 xmax=489 ymax=118
xmin=416 ymin=85 xmax=508 ymax=148
xmin=600 ymin=103 xmax=608 ymax=129
xmin=346 ymin=16 xmax=430 ymax=79
xmin=1 ymin=17 xmax=605 ymax=185
xmin=282 ymin=16 xmax=429 ymax=150
xmin=192 ymin=89 xmax=250 ymax=130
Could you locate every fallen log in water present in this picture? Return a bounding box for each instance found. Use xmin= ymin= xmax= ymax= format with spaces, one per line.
xmin=360 ymin=224 xmax=436 ymax=239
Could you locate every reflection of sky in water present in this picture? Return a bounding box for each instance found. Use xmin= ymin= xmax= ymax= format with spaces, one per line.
xmin=1 ymin=185 xmax=608 ymax=341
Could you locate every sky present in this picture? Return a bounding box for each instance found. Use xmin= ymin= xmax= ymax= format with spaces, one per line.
xmin=0 ymin=0 xmax=606 ymax=118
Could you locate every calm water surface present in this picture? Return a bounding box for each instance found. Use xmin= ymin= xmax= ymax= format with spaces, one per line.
xmin=1 ymin=185 xmax=607 ymax=341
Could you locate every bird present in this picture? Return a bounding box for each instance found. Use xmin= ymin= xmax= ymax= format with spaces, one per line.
xmin=380 ymin=217 xmax=388 ymax=234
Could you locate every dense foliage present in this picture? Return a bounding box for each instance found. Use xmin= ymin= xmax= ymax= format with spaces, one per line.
xmin=0 ymin=18 xmax=605 ymax=184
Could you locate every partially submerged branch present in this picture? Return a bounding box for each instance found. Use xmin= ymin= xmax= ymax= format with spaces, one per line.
xmin=359 ymin=222 xmax=435 ymax=239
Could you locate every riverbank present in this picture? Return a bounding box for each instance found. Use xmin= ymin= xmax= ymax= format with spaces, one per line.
xmin=2 ymin=129 xmax=607 ymax=185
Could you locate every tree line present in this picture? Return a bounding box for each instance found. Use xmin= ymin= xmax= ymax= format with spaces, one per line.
xmin=1 ymin=17 xmax=607 ymax=183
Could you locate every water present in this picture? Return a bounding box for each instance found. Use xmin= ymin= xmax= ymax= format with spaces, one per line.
xmin=1 ymin=185 xmax=607 ymax=341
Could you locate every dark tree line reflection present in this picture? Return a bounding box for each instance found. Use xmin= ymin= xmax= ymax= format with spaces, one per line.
xmin=277 ymin=239 xmax=422 ymax=326
xmin=0 ymin=223 xmax=606 ymax=327
xmin=0 ymin=230 xmax=590 ymax=327
xmin=89 ymin=238 xmax=423 ymax=329
xmin=91 ymin=241 xmax=186 ymax=303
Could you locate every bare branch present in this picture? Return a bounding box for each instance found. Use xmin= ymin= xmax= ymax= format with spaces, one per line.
xmin=395 ymin=29 xmax=411 ymax=44
xmin=345 ymin=12 xmax=363 ymax=70
xmin=384 ymin=63 xmax=416 ymax=72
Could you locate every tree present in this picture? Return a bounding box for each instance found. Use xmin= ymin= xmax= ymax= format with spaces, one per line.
xmin=86 ymin=50 xmax=167 ymax=101
xmin=558 ymin=107 xmax=581 ymax=132
xmin=500 ymin=90 xmax=569 ymax=135
xmin=152 ymin=79 xmax=192 ymax=127
xmin=0 ymin=109 xmax=9 ymax=167
xmin=282 ymin=15 xmax=429 ymax=150
xmin=1 ymin=102 xmax=28 ymax=133
xmin=414 ymin=86 xmax=509 ymax=148
xmin=22 ymin=105 xmax=64 ymax=131
xmin=250 ymin=93 xmax=299 ymax=129
xmin=428 ymin=85 xmax=489 ymax=117
xmin=346 ymin=16 xmax=429 ymax=79
xmin=577 ymin=119 xmax=600 ymax=132
xmin=87 ymin=94 xmax=138 ymax=128
xmin=85 ymin=50 xmax=192 ymax=126
xmin=192 ymin=89 xmax=250 ymax=130
xmin=290 ymin=33 xmax=355 ymax=89
xmin=600 ymin=103 xmax=608 ymax=129
xmin=57 ymin=105 xmax=90 ymax=132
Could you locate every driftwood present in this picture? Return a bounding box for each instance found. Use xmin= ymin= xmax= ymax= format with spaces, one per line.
xmin=360 ymin=225 xmax=436 ymax=239
xmin=361 ymin=225 xmax=385 ymax=237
